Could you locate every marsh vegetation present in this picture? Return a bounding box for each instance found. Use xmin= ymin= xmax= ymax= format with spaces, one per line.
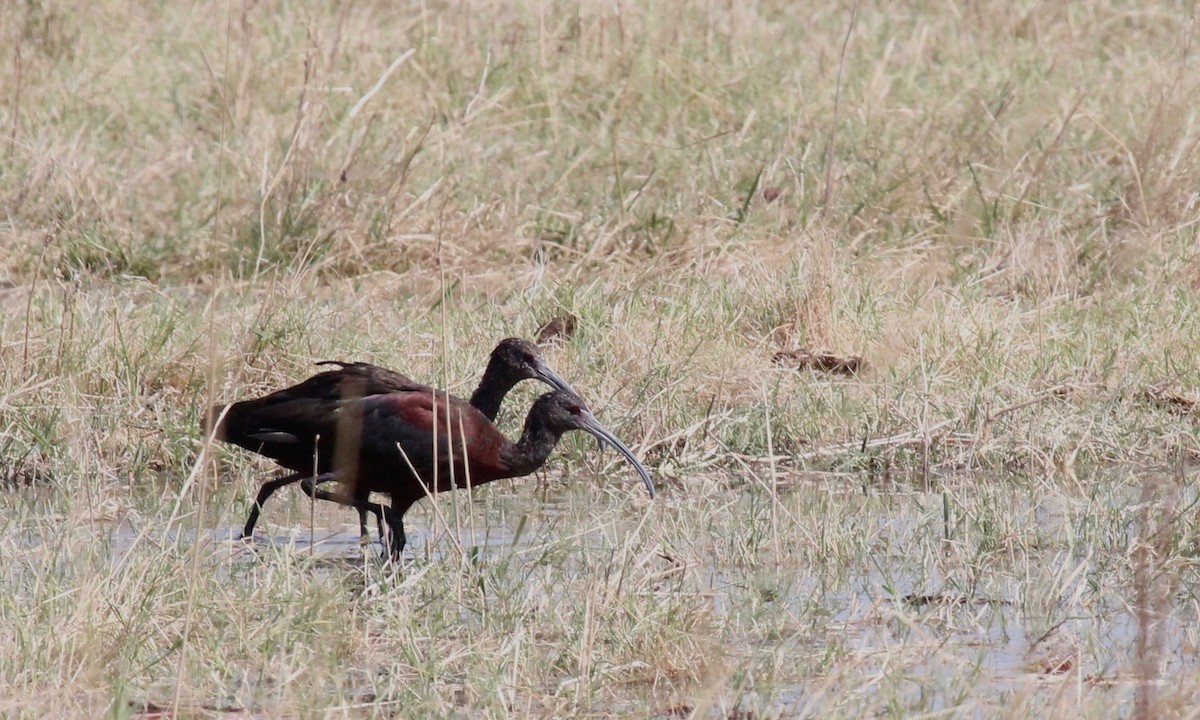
xmin=2 ymin=1 xmax=1200 ymax=717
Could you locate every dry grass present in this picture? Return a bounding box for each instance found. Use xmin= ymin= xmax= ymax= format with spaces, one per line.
xmin=3 ymin=0 xmax=1200 ymax=717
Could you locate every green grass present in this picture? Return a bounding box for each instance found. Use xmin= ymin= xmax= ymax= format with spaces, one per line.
xmin=3 ymin=0 xmax=1200 ymax=717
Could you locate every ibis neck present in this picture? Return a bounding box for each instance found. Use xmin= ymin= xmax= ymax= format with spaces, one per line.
xmin=468 ymin=363 xmax=520 ymax=421
xmin=499 ymin=412 xmax=567 ymax=479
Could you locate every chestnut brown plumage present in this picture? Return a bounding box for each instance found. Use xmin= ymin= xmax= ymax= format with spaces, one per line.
xmin=205 ymin=338 xmax=576 ymax=540
xmin=282 ymin=388 xmax=655 ymax=560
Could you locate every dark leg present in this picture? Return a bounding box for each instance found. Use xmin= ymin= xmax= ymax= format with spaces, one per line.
xmin=381 ymin=496 xmax=409 ymax=562
xmin=299 ymin=477 xmax=405 ymax=561
xmin=383 ymin=505 xmax=405 ymax=562
xmin=248 ymin=473 xmax=381 ymax=548
xmin=355 ymin=509 xmax=401 ymax=547
xmin=297 ymin=476 xmax=384 ymax=530
xmin=357 ymin=508 xmax=371 ymax=544
xmin=242 ymin=472 xmax=311 ymax=538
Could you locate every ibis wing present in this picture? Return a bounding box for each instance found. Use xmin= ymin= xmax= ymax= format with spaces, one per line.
xmin=211 ymin=395 xmax=347 ymax=470
xmin=278 ymin=362 xmax=420 ymax=401
xmin=353 ymin=392 xmax=492 ymax=495
xmin=206 ymin=362 xmax=425 ymax=467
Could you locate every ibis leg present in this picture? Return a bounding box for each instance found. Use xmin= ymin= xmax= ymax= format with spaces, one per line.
xmin=382 ymin=505 xmax=406 ymax=562
xmin=298 ymin=476 xmax=405 ymax=561
xmin=242 ymin=472 xmax=310 ymax=538
xmin=242 ymin=472 xmax=381 ymax=543
xmin=358 ymin=509 xmax=372 ymax=544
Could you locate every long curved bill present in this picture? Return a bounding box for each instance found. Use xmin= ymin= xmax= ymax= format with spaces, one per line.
xmin=536 ymin=361 xmax=612 ymax=454
xmin=535 ymin=361 xmax=578 ymax=396
xmin=578 ymin=410 xmax=656 ymax=499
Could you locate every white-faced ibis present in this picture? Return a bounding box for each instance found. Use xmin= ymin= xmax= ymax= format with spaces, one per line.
xmin=262 ymin=387 xmax=655 ymax=560
xmin=206 ymin=338 xmax=575 ymax=541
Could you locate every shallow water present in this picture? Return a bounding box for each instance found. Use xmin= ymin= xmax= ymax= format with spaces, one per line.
xmin=100 ymin=519 xmax=522 ymax=565
xmin=26 ymin=471 xmax=1197 ymax=717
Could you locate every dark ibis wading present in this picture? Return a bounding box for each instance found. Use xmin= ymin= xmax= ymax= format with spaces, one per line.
xmin=216 ymin=385 xmax=654 ymax=560
xmin=207 ymin=338 xmax=575 ymax=540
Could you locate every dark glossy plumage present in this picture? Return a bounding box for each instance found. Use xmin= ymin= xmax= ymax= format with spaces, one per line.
xmin=206 ymin=338 xmax=576 ymax=540
xmin=250 ymin=388 xmax=655 ymax=560
xmin=210 ymin=360 xmax=419 ymax=472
